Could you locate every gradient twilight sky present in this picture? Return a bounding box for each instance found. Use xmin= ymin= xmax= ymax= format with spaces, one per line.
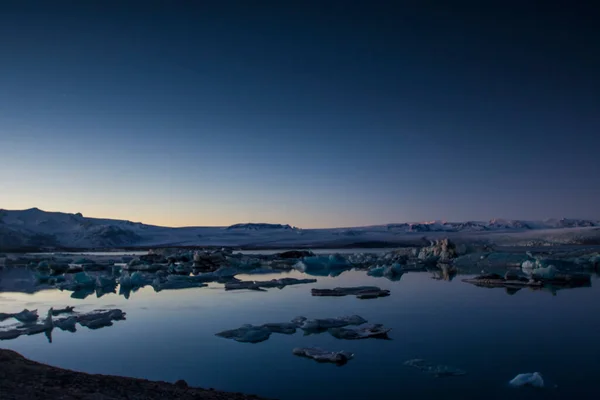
xmin=1 ymin=1 xmax=599 ymax=228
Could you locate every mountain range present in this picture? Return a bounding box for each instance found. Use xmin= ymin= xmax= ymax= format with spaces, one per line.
xmin=1 ymin=208 xmax=599 ymax=251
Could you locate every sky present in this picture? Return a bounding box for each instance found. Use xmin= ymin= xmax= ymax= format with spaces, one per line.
xmin=1 ymin=1 xmax=599 ymax=228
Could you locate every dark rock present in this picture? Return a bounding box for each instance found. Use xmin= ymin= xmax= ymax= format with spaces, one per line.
xmin=175 ymin=380 xmax=188 ymax=388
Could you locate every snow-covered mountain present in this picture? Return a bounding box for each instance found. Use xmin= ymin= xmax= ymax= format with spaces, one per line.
xmin=0 ymin=208 xmax=599 ymax=251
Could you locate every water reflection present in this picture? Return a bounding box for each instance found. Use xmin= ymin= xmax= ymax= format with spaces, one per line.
xmin=0 ymin=267 xmax=599 ymax=400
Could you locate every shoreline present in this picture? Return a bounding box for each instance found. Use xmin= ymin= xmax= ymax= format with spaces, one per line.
xmin=0 ymin=349 xmax=269 ymax=400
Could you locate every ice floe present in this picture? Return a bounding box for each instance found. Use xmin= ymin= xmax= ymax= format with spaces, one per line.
xmin=328 ymin=324 xmax=391 ymax=340
xmin=292 ymin=347 xmax=354 ymax=364
xmin=311 ymin=286 xmax=390 ymax=299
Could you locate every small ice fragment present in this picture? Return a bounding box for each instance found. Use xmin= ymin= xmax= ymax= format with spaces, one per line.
xmin=509 ymin=372 xmax=544 ymax=388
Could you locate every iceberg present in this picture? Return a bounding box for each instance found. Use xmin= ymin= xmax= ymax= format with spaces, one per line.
xmin=328 ymin=324 xmax=391 ymax=340
xmin=294 ymin=254 xmax=350 ymax=275
xmin=509 ymin=372 xmax=544 ymax=388
xmin=293 ymin=315 xmax=367 ymax=332
xmin=215 ymin=324 xmax=273 ymax=343
xmin=77 ymin=309 xmax=126 ymax=330
xmin=311 ymin=286 xmax=390 ymax=299
xmin=224 ymin=278 xmax=316 ymax=291
xmin=292 ymin=347 xmax=354 ymax=364
xmin=216 ymin=319 xmax=302 ymax=343
xmin=367 ymin=263 xmax=404 ymax=280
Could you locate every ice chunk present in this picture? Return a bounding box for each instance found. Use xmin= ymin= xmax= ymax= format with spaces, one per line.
xmin=261 ymin=322 xmax=298 ymax=334
xmin=509 ymin=372 xmax=544 ymax=388
xmin=295 ymin=315 xmax=367 ymax=332
xmin=77 ymin=309 xmax=126 ymax=330
xmin=404 ymin=359 xmax=466 ymax=377
xmin=215 ymin=325 xmax=272 ymax=343
xmin=293 ymin=347 xmax=354 ymax=364
xmin=367 ymin=264 xmax=404 ymax=281
xmin=311 ymin=286 xmax=390 ymax=299
xmin=532 ymin=265 xmax=558 ymax=280
xmin=295 ymin=254 xmax=349 ymax=272
xmin=152 ymin=279 xmax=207 ymax=292
xmin=224 ymin=278 xmax=316 ymax=291
xmin=329 ymin=324 xmax=391 ymax=340
xmin=366 ymin=266 xmax=386 ymax=277
xmin=215 ymin=319 xmax=302 ymax=343
xmin=118 ymin=271 xmax=150 ymax=288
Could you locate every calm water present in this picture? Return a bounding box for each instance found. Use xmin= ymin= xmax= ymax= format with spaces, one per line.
xmin=1 ymin=265 xmax=600 ymax=399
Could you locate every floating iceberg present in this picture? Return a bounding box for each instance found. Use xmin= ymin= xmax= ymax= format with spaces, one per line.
xmin=118 ymin=272 xmax=151 ymax=289
xmin=294 ymin=254 xmax=350 ymax=274
xmin=224 ymin=278 xmax=316 ymax=291
xmin=216 ymin=319 xmax=304 ymax=343
xmin=215 ymin=324 xmax=273 ymax=343
xmin=509 ymin=372 xmax=544 ymax=388
xmin=77 ymin=309 xmax=126 ymax=330
xmin=311 ymin=286 xmax=390 ymax=299
xmin=293 ymin=315 xmax=367 ymax=332
xmin=367 ymin=263 xmax=405 ymax=280
xmin=292 ymin=347 xmax=354 ymax=364
xmin=329 ymin=324 xmax=391 ymax=340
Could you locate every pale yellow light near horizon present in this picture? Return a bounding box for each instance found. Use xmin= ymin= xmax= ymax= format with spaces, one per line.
xmin=0 ymin=196 xmax=373 ymax=229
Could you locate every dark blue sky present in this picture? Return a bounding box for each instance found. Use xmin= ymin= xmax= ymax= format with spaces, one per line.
xmin=1 ymin=1 xmax=599 ymax=227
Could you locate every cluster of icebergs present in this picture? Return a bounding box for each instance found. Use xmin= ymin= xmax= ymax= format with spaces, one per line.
xmin=216 ymin=314 xmax=391 ymax=365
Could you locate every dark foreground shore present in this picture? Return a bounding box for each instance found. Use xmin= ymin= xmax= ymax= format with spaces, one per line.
xmin=0 ymin=349 xmax=268 ymax=400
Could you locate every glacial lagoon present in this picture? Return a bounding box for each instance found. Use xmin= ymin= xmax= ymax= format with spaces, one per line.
xmin=1 ymin=251 xmax=600 ymax=400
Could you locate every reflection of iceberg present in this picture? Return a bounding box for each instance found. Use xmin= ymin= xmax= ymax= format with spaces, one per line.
xmin=0 ymin=308 xmax=126 ymax=342
xmin=367 ymin=263 xmax=404 ymax=281
xmin=294 ymin=255 xmax=351 ymax=277
xmin=0 ymin=309 xmax=39 ymax=323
